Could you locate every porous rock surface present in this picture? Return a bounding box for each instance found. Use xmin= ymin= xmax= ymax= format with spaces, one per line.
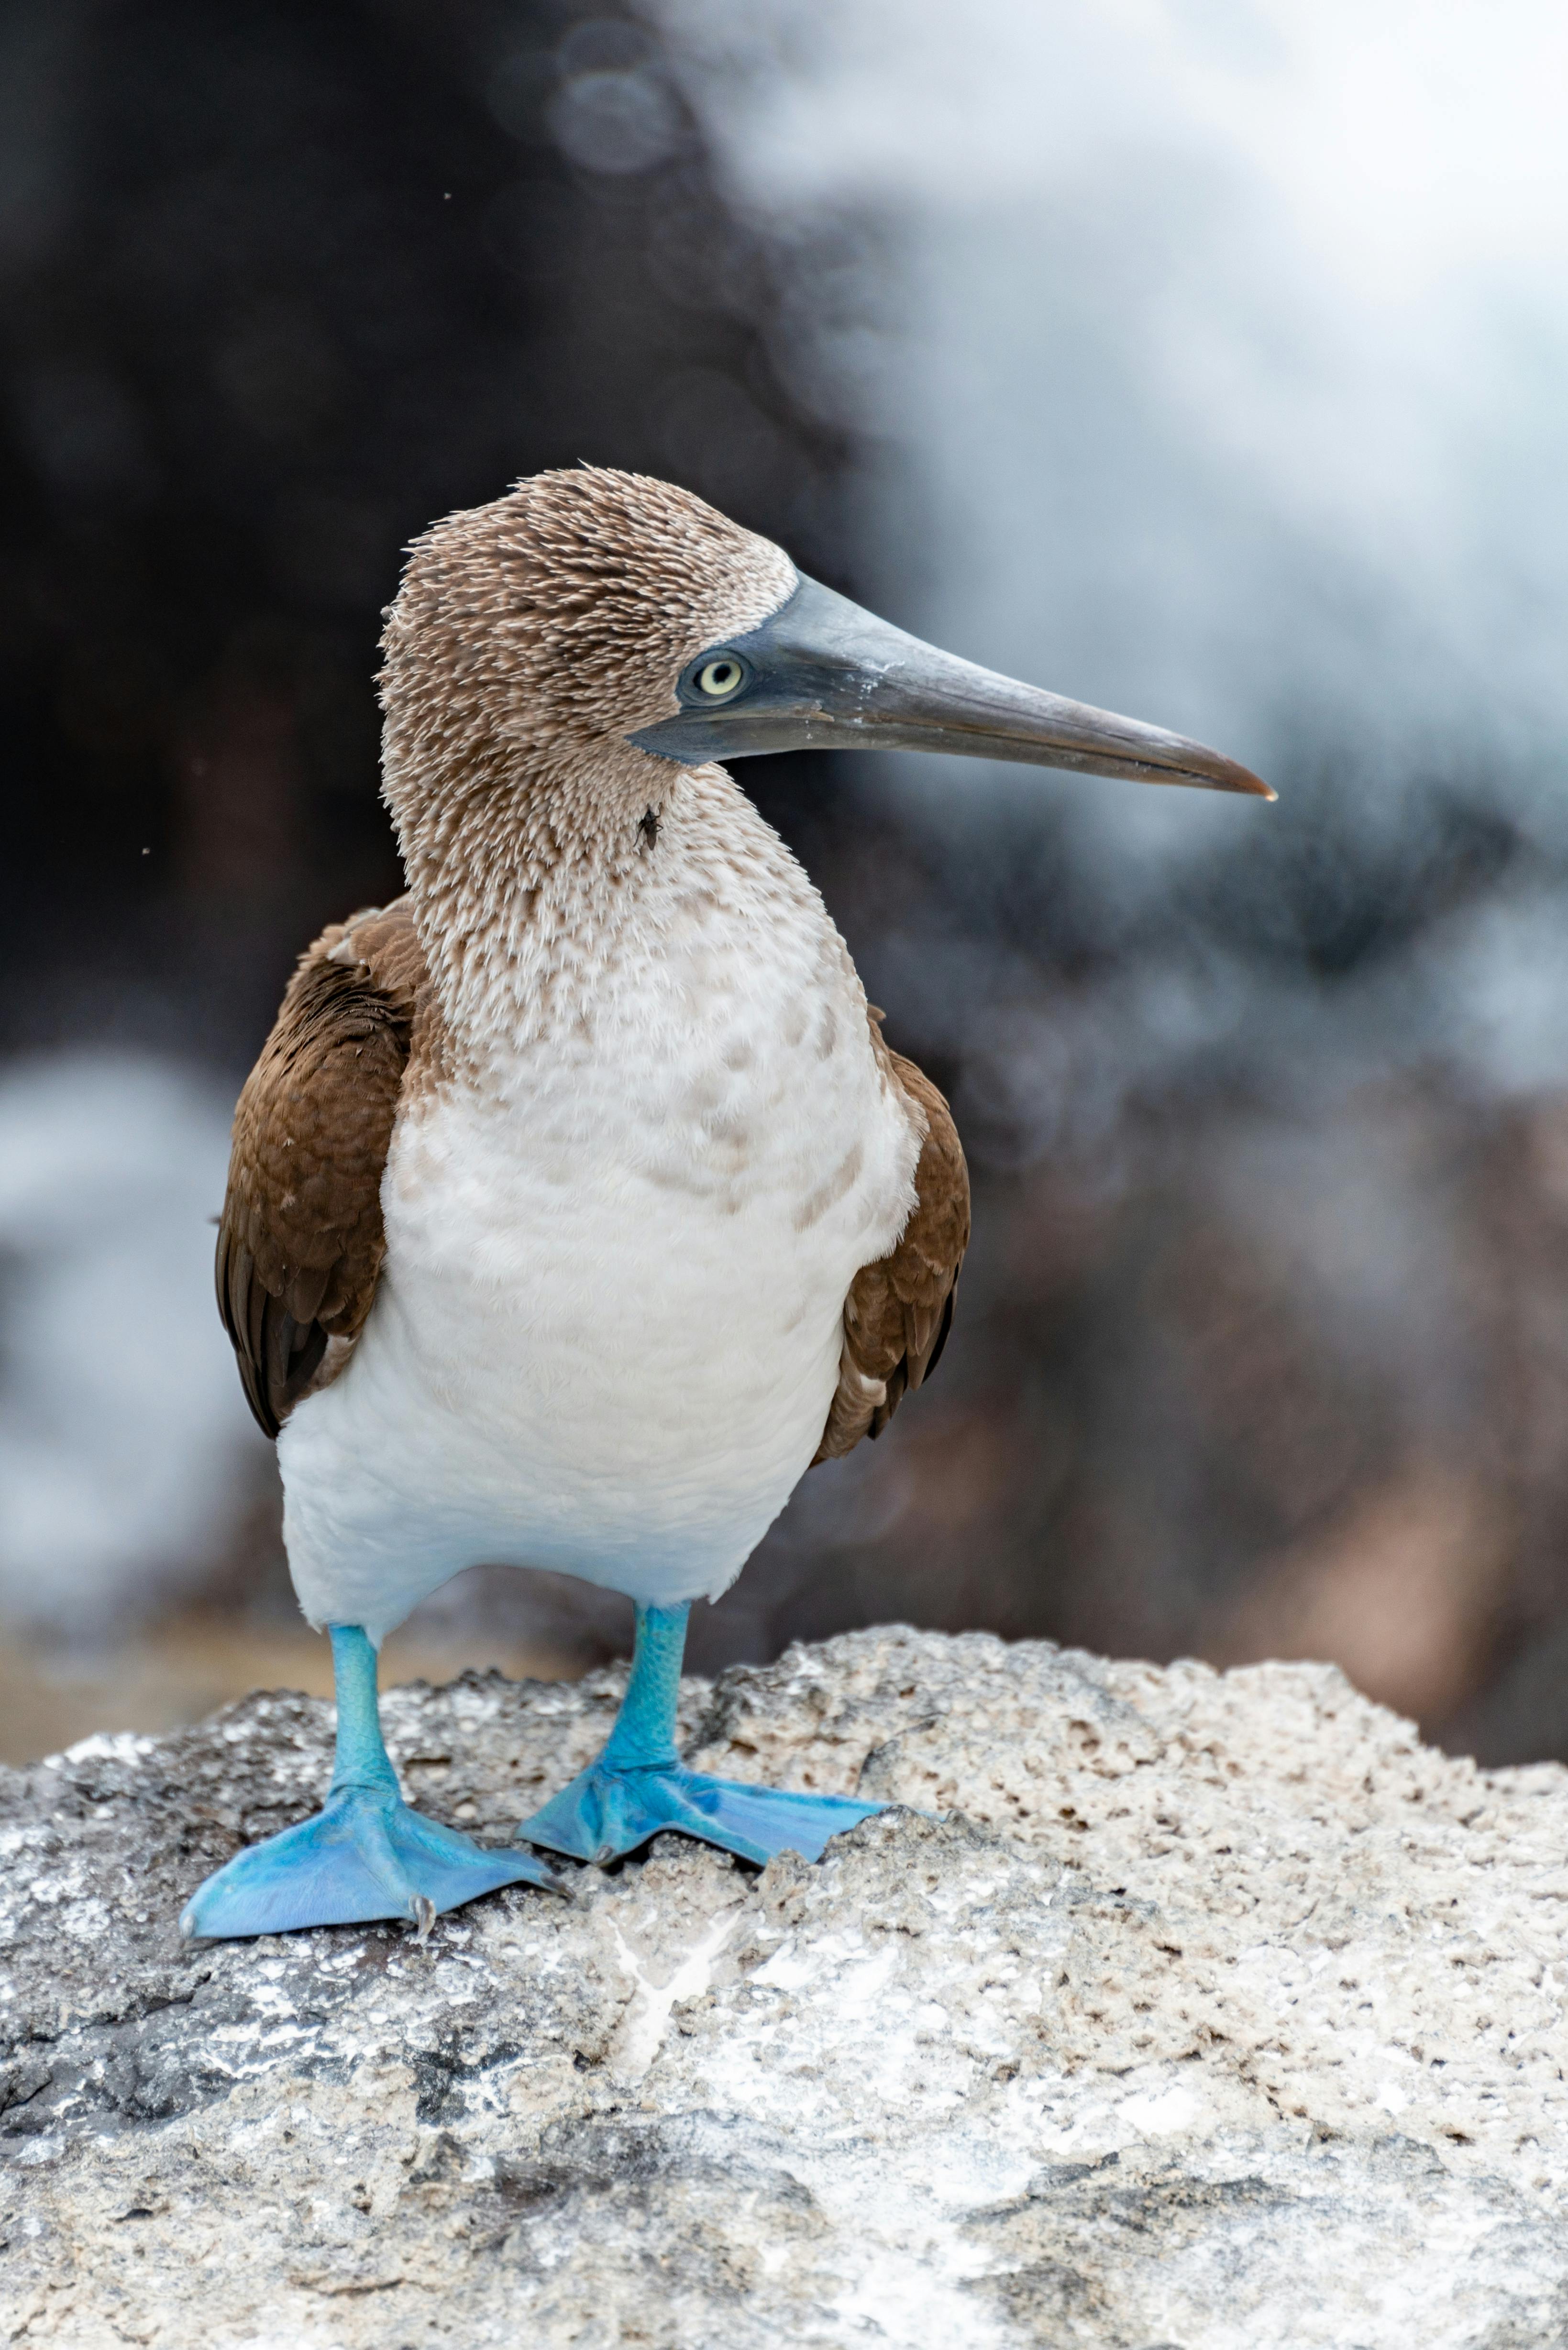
xmin=4 ymin=1627 xmax=1568 ymax=2347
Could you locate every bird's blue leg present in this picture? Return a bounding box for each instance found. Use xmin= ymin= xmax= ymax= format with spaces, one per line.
xmin=517 ymin=1603 xmax=884 ymax=1867
xmin=180 ymin=1625 xmax=563 ymax=1940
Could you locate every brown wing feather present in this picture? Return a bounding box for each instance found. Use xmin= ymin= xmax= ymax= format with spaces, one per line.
xmin=216 ymin=897 xmax=426 ymax=1439
xmin=813 ymin=1020 xmax=970 ymax=1463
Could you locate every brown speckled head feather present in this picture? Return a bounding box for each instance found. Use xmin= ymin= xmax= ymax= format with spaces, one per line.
xmin=380 ymin=468 xmax=795 ymax=885
xmin=375 ymin=466 xmax=799 ymax=1046
xmin=216 ymin=898 xmax=427 ymax=1438
xmin=382 ymin=466 xmax=795 ymax=755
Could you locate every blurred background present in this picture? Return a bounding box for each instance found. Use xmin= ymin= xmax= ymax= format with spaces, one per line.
xmin=3 ymin=0 xmax=1568 ymax=1767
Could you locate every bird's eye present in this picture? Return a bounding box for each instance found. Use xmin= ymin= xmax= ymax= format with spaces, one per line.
xmin=695 ymin=656 xmax=745 ymax=698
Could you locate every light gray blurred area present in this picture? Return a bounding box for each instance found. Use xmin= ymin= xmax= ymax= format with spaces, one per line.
xmin=0 ymin=1055 xmax=265 ymax=1639
xmin=6 ymin=0 xmax=1568 ymax=1764
xmin=643 ymin=0 xmax=1568 ymax=1761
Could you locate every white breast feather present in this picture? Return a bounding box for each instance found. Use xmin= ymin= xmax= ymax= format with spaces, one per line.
xmin=279 ymin=770 xmax=922 ymax=1641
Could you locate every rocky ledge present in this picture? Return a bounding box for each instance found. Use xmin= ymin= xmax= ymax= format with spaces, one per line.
xmin=3 ymin=1627 xmax=1568 ymax=2348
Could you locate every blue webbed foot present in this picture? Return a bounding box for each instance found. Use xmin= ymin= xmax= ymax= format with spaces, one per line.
xmin=519 ymin=1759 xmax=883 ymax=1868
xmin=180 ymin=1781 xmax=564 ymax=1940
xmin=178 ymin=1622 xmax=566 ymax=1941
xmin=517 ymin=1598 xmax=883 ymax=1868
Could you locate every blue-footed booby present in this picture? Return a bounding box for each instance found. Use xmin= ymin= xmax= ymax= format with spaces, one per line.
xmin=182 ymin=468 xmax=1271 ymax=1940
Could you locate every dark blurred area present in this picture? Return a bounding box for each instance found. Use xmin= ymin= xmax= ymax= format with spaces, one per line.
xmin=0 ymin=0 xmax=850 ymax=1065
xmin=4 ymin=0 xmax=1568 ymax=1768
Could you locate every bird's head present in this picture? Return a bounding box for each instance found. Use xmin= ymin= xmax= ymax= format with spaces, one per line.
xmin=379 ymin=466 xmax=1271 ymax=854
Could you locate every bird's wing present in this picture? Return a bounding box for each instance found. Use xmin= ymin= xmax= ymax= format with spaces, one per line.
xmin=216 ymin=897 xmax=426 ymax=1439
xmin=814 ymin=1019 xmax=970 ymax=1463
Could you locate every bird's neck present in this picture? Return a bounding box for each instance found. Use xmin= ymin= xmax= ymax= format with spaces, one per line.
xmin=391 ymin=741 xmax=697 ymax=1068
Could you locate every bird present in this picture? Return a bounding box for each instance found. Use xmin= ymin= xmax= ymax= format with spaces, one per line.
xmin=180 ymin=467 xmax=1271 ymax=1940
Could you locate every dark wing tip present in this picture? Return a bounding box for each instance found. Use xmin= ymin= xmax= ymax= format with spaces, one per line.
xmin=215 ymin=899 xmax=422 ymax=1444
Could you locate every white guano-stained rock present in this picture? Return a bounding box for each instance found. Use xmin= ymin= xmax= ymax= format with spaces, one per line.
xmin=3 ymin=1627 xmax=1568 ymax=2347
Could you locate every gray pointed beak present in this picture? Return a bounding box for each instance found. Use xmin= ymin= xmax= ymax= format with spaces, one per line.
xmin=629 ymin=572 xmax=1273 ymax=799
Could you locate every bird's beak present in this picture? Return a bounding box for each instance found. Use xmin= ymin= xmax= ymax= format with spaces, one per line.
xmin=629 ymin=572 xmax=1273 ymax=798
